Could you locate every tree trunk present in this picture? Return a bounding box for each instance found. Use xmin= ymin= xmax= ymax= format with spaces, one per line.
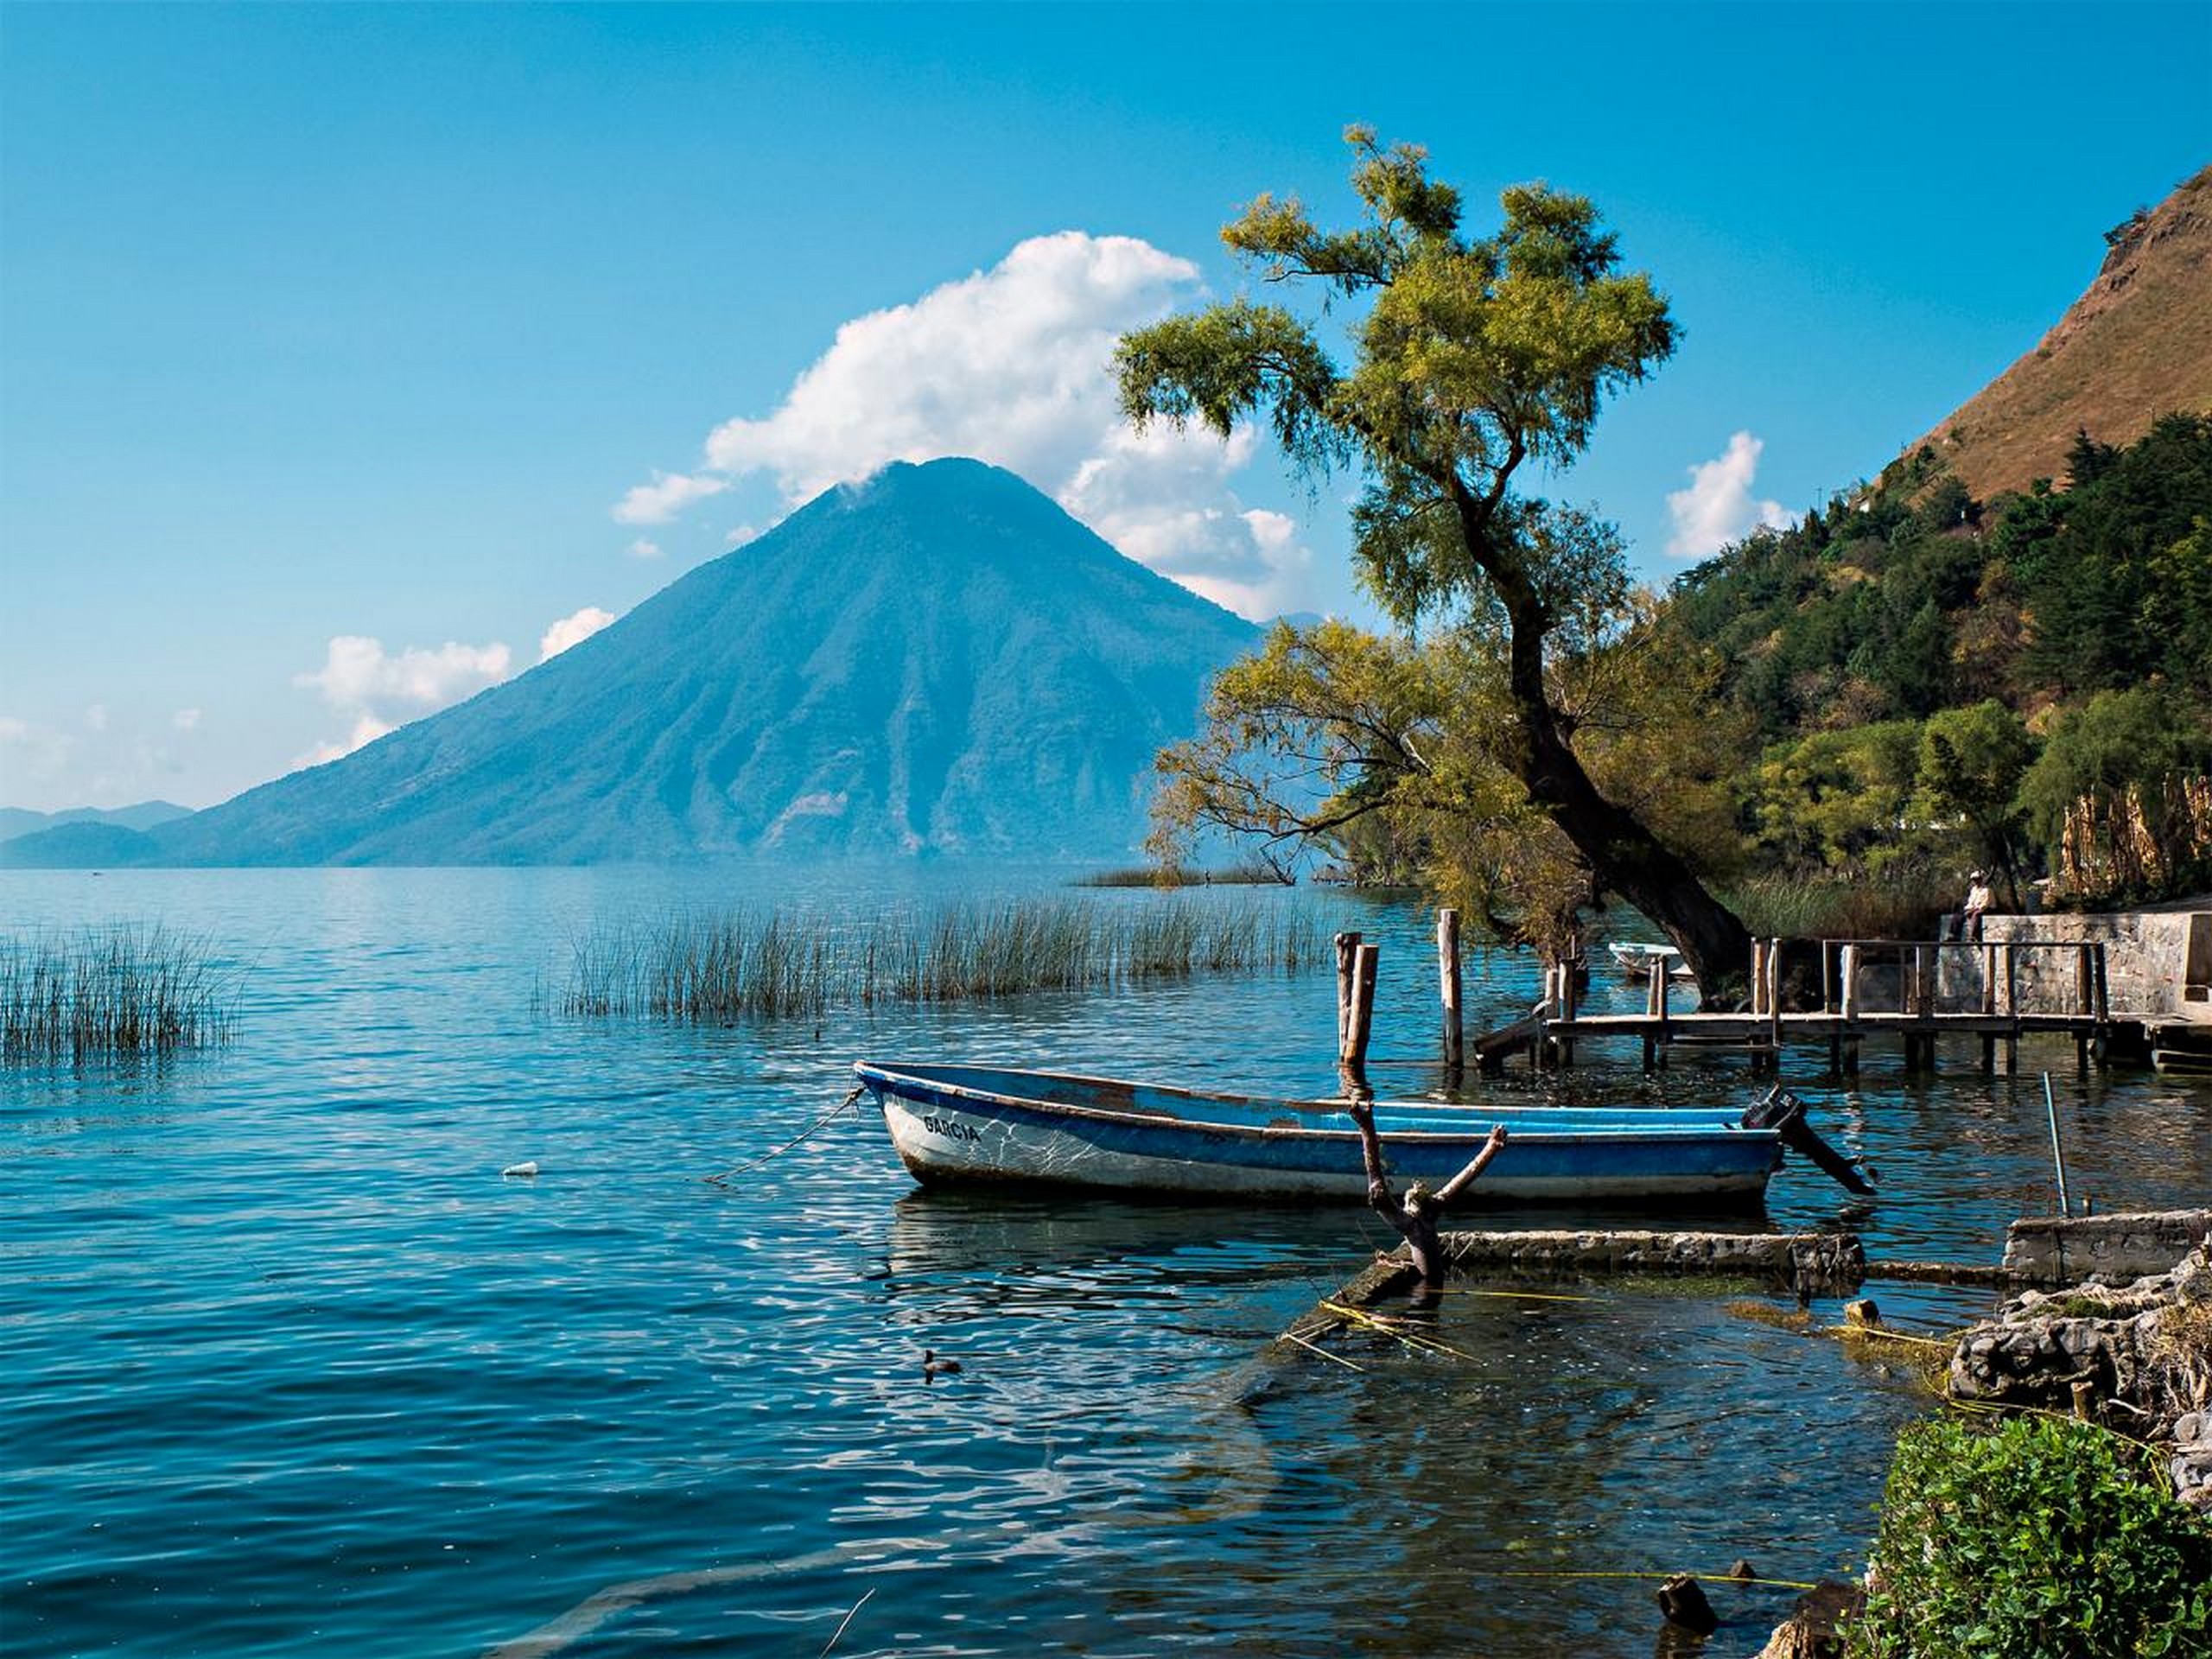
xmin=1446 ymin=484 xmax=1754 ymax=1003
xmin=1514 ymin=692 xmax=1753 ymax=1004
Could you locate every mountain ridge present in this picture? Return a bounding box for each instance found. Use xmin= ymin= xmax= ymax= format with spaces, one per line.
xmin=3 ymin=460 xmax=1256 ymax=868
xmin=1913 ymin=163 xmax=2212 ymax=499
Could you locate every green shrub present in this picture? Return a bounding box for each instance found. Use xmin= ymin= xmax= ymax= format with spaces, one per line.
xmin=1849 ymin=1414 xmax=2212 ymax=1658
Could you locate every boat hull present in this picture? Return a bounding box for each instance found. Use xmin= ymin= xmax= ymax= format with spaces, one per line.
xmin=856 ymin=1063 xmax=1781 ymax=1204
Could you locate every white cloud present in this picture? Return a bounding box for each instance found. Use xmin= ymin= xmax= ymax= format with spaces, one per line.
xmin=85 ymin=703 xmax=109 ymax=733
xmin=1667 ymin=431 xmax=1793 ymax=558
xmin=632 ymin=230 xmax=1313 ymax=619
xmin=612 ymin=470 xmax=728 ymax=525
xmin=296 ymin=715 xmax=396 ymax=771
xmin=172 ymin=708 xmax=201 ymax=731
xmin=292 ymin=634 xmax=512 ymax=766
xmin=296 ymin=636 xmax=512 ymax=710
xmin=724 ymin=524 xmax=761 ymax=549
xmin=539 ymin=606 xmax=616 ymax=662
xmin=626 ymin=537 xmax=664 ymax=561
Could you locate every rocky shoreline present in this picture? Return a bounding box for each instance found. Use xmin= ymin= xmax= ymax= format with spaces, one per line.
xmin=1948 ymin=1235 xmax=2212 ymax=1510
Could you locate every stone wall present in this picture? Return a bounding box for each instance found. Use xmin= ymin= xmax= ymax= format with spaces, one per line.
xmin=1976 ymin=909 xmax=2211 ymax=1020
xmin=2003 ymin=1211 xmax=2212 ymax=1285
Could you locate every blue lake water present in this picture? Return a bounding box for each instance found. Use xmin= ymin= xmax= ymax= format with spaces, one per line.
xmin=5 ymin=866 xmax=2209 ymax=1657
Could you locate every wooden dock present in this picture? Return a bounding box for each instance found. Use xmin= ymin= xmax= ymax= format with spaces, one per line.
xmin=1478 ymin=936 xmax=2129 ymax=1077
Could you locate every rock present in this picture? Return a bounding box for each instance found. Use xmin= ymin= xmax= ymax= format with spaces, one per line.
xmin=1656 ymin=1573 xmax=1718 ymax=1635
xmin=1755 ymin=1580 xmax=1864 ymax=1659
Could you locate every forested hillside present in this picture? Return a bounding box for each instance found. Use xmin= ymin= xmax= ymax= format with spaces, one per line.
xmin=1665 ymin=414 xmax=2212 ymax=906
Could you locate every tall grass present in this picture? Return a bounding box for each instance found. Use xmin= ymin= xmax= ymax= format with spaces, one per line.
xmin=552 ymin=895 xmax=1327 ymax=1021
xmin=1724 ymin=869 xmax=1955 ymax=940
xmin=1072 ymin=862 xmax=1290 ymax=888
xmin=0 ymin=926 xmax=238 ymax=1062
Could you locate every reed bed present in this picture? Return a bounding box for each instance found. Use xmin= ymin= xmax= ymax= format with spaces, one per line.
xmin=0 ymin=925 xmax=238 ymax=1062
xmin=1723 ymin=869 xmax=1954 ymax=941
xmin=552 ymin=895 xmax=1328 ymax=1021
xmin=1072 ymin=862 xmax=1290 ymax=888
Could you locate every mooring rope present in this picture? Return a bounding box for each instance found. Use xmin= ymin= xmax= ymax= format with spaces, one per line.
xmin=702 ymin=1085 xmax=865 ymax=1187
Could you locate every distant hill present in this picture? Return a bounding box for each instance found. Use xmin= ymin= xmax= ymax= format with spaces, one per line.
xmin=0 ymin=801 xmax=193 ymax=845
xmin=1915 ymin=164 xmax=2212 ymax=499
xmin=0 ymin=822 xmax=165 ymax=868
xmin=4 ymin=460 xmax=1256 ymax=868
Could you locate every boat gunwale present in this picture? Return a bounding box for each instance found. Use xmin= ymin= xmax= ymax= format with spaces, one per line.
xmin=854 ymin=1062 xmax=1774 ymax=1148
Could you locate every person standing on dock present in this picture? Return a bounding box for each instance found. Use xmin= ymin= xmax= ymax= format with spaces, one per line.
xmin=1346 ymin=1098 xmax=1508 ymax=1302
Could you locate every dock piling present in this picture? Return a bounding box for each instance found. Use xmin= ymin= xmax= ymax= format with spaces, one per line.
xmin=1341 ymin=941 xmax=1379 ymax=1077
xmin=1333 ymin=931 xmax=1361 ymax=1057
xmin=1437 ymin=909 xmax=1463 ymax=1078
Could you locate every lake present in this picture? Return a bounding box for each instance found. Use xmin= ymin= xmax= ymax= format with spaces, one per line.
xmin=5 ymin=866 xmax=2209 ymax=1657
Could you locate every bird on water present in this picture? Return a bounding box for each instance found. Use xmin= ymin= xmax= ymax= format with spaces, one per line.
xmin=921 ymin=1349 xmax=963 ymax=1381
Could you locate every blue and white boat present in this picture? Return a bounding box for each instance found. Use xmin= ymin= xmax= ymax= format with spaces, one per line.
xmin=854 ymin=1062 xmax=1806 ymax=1205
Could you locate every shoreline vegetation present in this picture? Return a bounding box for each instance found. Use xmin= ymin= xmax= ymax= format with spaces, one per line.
xmin=0 ymin=925 xmax=238 ymax=1063
xmin=547 ymin=895 xmax=1329 ymax=1020
xmin=1072 ymin=862 xmax=1288 ymax=888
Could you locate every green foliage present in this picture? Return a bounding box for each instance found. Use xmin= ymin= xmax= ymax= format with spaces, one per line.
xmin=2016 ymin=687 xmax=2212 ymax=904
xmin=1121 ymin=129 xmax=1753 ymax=977
xmin=1669 ymin=414 xmax=2212 ymax=737
xmin=1148 ymin=606 xmax=1743 ymax=956
xmin=1997 ymin=412 xmax=2212 ymax=698
xmin=1914 ymin=699 xmax=2033 ymax=895
xmin=1746 ymin=720 xmax=1924 ymax=871
xmin=2018 ymin=687 xmax=2212 ymax=852
xmin=1849 ymin=1414 xmax=2212 ymax=1658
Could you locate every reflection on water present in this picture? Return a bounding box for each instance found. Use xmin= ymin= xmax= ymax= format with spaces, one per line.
xmin=3 ymin=866 xmax=2208 ymax=1657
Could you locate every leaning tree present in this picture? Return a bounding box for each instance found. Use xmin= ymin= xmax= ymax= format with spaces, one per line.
xmin=1116 ymin=126 xmax=1753 ymax=995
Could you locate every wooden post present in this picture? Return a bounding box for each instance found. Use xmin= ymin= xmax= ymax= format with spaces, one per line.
xmin=1655 ymin=956 xmax=1671 ymax=1070
xmin=2002 ymin=941 xmax=2019 ymax=1074
xmin=1437 ymin=909 xmax=1463 ymax=1077
xmin=1839 ymin=944 xmax=1860 ymax=1077
xmin=2075 ymin=942 xmax=2093 ymax=1069
xmin=1342 ymin=941 xmax=1379 ymax=1075
xmin=1642 ymin=959 xmax=1660 ymax=1072
xmin=1333 ymin=931 xmax=1361 ymax=1056
xmin=1768 ymin=936 xmax=1784 ymax=1057
xmin=1559 ymin=948 xmax=1578 ymax=1069
xmin=1822 ymin=942 xmax=1840 ymax=1073
xmin=1750 ymin=939 xmax=1768 ymax=1018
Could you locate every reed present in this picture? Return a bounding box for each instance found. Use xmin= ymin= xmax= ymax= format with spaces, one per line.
xmin=1071 ymin=862 xmax=1288 ymax=888
xmin=0 ymin=925 xmax=238 ymax=1063
xmin=553 ymin=895 xmax=1327 ymax=1021
xmin=1724 ymin=869 xmax=1954 ymax=941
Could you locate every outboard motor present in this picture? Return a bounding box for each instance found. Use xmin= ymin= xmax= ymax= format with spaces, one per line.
xmin=1745 ymin=1084 xmax=1877 ymax=1195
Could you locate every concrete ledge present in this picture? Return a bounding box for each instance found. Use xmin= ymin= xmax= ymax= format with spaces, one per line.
xmin=2001 ymin=1210 xmax=2212 ymax=1285
xmin=1440 ymin=1228 xmax=1864 ymax=1288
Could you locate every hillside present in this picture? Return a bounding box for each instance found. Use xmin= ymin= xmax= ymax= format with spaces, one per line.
xmin=6 ymin=461 xmax=1256 ymax=867
xmin=1916 ymin=164 xmax=2212 ymax=499
xmin=0 ymin=801 xmax=193 ymax=845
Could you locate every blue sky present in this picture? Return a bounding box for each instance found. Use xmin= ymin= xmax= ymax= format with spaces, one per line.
xmin=3 ymin=1 xmax=2205 ymax=811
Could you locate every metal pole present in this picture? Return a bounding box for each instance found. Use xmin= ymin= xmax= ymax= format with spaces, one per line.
xmin=2044 ymin=1071 xmax=2071 ymax=1217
